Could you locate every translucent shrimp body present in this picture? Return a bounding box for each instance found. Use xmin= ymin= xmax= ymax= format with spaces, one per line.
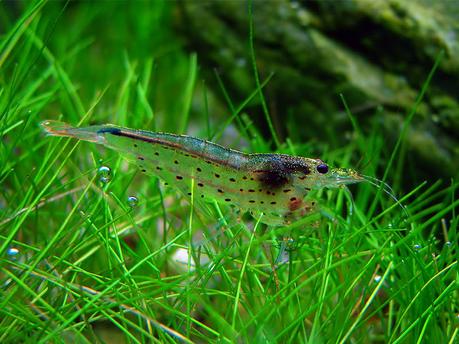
xmin=41 ymin=120 xmax=364 ymax=225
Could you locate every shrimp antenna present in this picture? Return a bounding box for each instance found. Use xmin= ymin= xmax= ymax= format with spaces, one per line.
xmin=361 ymin=174 xmax=410 ymax=219
xmin=355 ymin=153 xmax=373 ymax=172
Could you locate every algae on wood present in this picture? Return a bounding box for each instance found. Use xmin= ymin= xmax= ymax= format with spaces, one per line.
xmin=175 ymin=0 xmax=459 ymax=181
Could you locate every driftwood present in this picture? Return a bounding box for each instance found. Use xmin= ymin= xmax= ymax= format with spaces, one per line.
xmin=175 ymin=0 xmax=459 ymax=182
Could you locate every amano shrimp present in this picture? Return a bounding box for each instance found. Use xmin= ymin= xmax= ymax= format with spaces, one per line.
xmin=41 ymin=120 xmax=371 ymax=226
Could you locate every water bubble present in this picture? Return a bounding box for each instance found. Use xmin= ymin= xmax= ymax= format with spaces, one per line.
xmin=445 ymin=241 xmax=452 ymax=247
xmin=7 ymin=247 xmax=19 ymax=257
xmin=98 ymin=166 xmax=111 ymax=184
xmin=413 ymin=244 xmax=422 ymax=251
xmin=7 ymin=247 xmax=20 ymax=261
xmin=127 ymin=196 xmax=138 ymax=208
xmin=374 ymin=275 xmax=382 ymax=283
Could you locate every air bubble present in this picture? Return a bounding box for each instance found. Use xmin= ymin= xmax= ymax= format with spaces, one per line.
xmin=7 ymin=247 xmax=19 ymax=257
xmin=98 ymin=166 xmax=111 ymax=184
xmin=127 ymin=196 xmax=138 ymax=208
xmin=7 ymin=247 xmax=20 ymax=261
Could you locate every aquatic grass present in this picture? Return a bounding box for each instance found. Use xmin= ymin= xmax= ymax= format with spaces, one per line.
xmin=1 ymin=1 xmax=458 ymax=343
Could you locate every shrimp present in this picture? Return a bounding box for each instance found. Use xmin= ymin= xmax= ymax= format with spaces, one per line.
xmin=41 ymin=120 xmax=367 ymax=226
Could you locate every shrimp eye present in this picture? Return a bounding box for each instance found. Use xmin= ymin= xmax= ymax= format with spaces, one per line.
xmin=317 ymin=163 xmax=329 ymax=174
